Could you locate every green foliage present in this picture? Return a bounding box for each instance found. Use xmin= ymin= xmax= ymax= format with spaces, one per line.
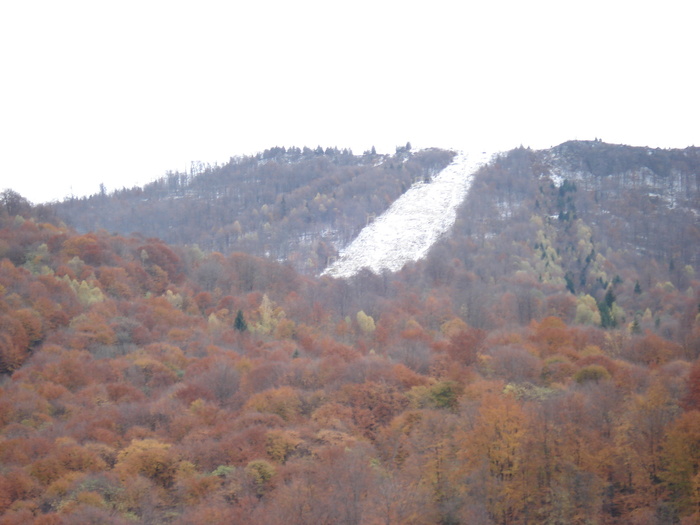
xmin=234 ymin=309 xmax=247 ymax=332
xmin=211 ymin=465 xmax=235 ymax=477
xmin=428 ymin=381 xmax=462 ymax=409
xmin=408 ymin=381 xmax=462 ymax=410
xmin=596 ymin=289 xmax=619 ymax=329
xmin=245 ymin=460 xmax=276 ymax=496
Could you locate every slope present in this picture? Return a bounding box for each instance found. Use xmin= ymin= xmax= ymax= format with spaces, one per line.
xmin=322 ymin=150 xmax=492 ymax=278
xmin=50 ymin=147 xmax=454 ymax=274
xmin=1 ymin=144 xmax=700 ymax=524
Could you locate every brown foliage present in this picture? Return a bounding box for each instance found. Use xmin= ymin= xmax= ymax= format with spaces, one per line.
xmin=338 ymin=381 xmax=408 ymax=440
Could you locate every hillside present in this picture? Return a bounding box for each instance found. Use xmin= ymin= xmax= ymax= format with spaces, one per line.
xmin=0 ymin=140 xmax=699 ymax=524
xmin=51 ymin=146 xmax=454 ymax=274
xmin=402 ymin=142 xmax=700 ymax=330
xmin=323 ymin=150 xmax=492 ymax=278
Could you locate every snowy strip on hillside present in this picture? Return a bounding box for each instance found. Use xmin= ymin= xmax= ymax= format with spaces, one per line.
xmin=322 ymin=150 xmax=492 ymax=278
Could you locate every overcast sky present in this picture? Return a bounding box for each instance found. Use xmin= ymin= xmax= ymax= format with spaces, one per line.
xmin=1 ymin=0 xmax=698 ymax=204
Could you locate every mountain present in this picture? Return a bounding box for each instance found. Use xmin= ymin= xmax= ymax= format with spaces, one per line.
xmin=405 ymin=141 xmax=700 ymax=329
xmin=1 ymin=140 xmax=699 ymax=524
xmin=323 ymin=150 xmax=493 ymax=278
xmin=50 ymin=146 xmax=454 ymax=274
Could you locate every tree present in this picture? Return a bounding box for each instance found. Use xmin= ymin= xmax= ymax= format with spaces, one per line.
xmin=245 ymin=459 xmax=276 ymax=498
xmin=681 ymin=360 xmax=700 ymax=411
xmin=661 ymin=411 xmax=700 ymax=517
xmin=0 ymin=189 xmax=31 ymax=216
xmin=116 ymin=439 xmax=179 ymax=489
xmin=234 ymin=310 xmax=247 ymax=332
xmin=356 ymin=310 xmax=376 ymax=335
xmin=340 ymin=381 xmax=408 ymax=440
xmin=458 ymin=392 xmax=528 ymax=524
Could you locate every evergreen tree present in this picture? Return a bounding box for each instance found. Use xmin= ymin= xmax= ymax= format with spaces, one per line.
xmin=634 ymin=280 xmax=642 ymax=294
xmin=234 ymin=309 xmax=247 ymax=332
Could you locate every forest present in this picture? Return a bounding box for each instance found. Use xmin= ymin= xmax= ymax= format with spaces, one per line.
xmin=51 ymin=145 xmax=454 ymax=274
xmin=0 ymin=140 xmax=699 ymax=524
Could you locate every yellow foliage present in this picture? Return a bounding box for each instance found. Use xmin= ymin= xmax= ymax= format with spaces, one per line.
xmin=356 ymin=310 xmax=376 ymax=334
xmin=266 ymin=429 xmax=302 ymax=463
xmin=164 ymin=289 xmax=183 ymax=309
xmin=440 ymin=317 xmax=469 ymax=338
xmin=45 ymin=472 xmax=85 ymax=498
xmin=314 ymin=429 xmax=356 ymax=448
xmin=244 ymin=386 xmax=301 ymax=422
xmin=245 ymin=459 xmax=276 ymax=489
xmin=116 ymin=438 xmax=177 ymax=487
xmin=274 ymin=318 xmax=296 ymax=339
xmin=74 ymin=490 xmax=106 ymax=508
xmin=207 ymin=312 xmax=223 ymax=332
xmin=252 ymin=294 xmax=285 ymax=335
xmin=60 ymin=275 xmax=105 ymax=306
xmin=575 ymin=294 xmax=601 ymax=326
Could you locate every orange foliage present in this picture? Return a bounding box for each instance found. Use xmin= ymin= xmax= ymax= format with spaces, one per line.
xmin=631 ymin=331 xmax=683 ymax=366
xmin=392 ymin=363 xmax=430 ymax=388
xmin=0 ymin=314 xmax=29 ymax=373
xmin=338 ymin=381 xmax=408 ymax=440
xmin=682 ymin=360 xmax=700 ymax=411
xmin=244 ymin=387 xmax=301 ymax=422
xmin=63 ymin=233 xmax=104 ymax=265
xmin=116 ymin=438 xmax=179 ymax=488
xmin=1 ymin=187 xmax=699 ymax=524
xmin=529 ymin=316 xmax=575 ymax=356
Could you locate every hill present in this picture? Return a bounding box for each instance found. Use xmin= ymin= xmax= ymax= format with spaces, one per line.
xmin=324 ymin=150 xmax=493 ymax=277
xmin=0 ymin=140 xmax=699 ymax=524
xmin=50 ymin=145 xmax=454 ymax=274
xmin=406 ymin=141 xmax=700 ymax=330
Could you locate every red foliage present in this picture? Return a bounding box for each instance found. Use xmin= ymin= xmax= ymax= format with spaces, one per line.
xmin=0 ymin=314 xmax=30 ymax=373
xmin=445 ymin=327 xmax=486 ymax=366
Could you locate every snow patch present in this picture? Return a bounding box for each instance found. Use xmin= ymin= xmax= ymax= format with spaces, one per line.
xmin=322 ymin=150 xmax=492 ymax=278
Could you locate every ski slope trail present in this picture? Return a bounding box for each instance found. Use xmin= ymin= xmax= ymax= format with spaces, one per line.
xmin=322 ymin=150 xmax=492 ymax=278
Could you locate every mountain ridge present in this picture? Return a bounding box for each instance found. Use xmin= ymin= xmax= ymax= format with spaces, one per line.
xmin=49 ymin=146 xmax=455 ymax=274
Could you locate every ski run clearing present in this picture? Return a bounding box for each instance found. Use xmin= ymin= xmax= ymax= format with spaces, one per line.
xmin=322 ymin=150 xmax=493 ymax=278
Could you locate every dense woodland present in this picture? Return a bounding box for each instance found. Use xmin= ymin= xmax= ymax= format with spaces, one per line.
xmin=52 ymin=145 xmax=454 ymax=274
xmin=0 ymin=141 xmax=700 ymax=524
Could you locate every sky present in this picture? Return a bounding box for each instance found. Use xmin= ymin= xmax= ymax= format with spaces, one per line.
xmin=1 ymin=0 xmax=698 ymax=204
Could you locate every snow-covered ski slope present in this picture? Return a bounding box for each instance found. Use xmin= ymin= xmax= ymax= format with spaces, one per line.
xmin=322 ymin=150 xmax=492 ymax=278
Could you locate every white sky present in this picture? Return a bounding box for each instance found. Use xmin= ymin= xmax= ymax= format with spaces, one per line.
xmin=1 ymin=0 xmax=698 ymax=204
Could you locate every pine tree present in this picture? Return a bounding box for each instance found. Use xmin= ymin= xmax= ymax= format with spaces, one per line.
xmin=234 ymin=309 xmax=247 ymax=332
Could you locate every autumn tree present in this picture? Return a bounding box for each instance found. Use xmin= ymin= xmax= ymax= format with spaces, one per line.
xmin=661 ymin=410 xmax=700 ymax=518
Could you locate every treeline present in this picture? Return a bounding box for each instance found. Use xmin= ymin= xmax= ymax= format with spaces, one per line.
xmin=50 ymin=147 xmax=454 ymax=274
xmin=552 ymin=139 xmax=700 ymax=179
